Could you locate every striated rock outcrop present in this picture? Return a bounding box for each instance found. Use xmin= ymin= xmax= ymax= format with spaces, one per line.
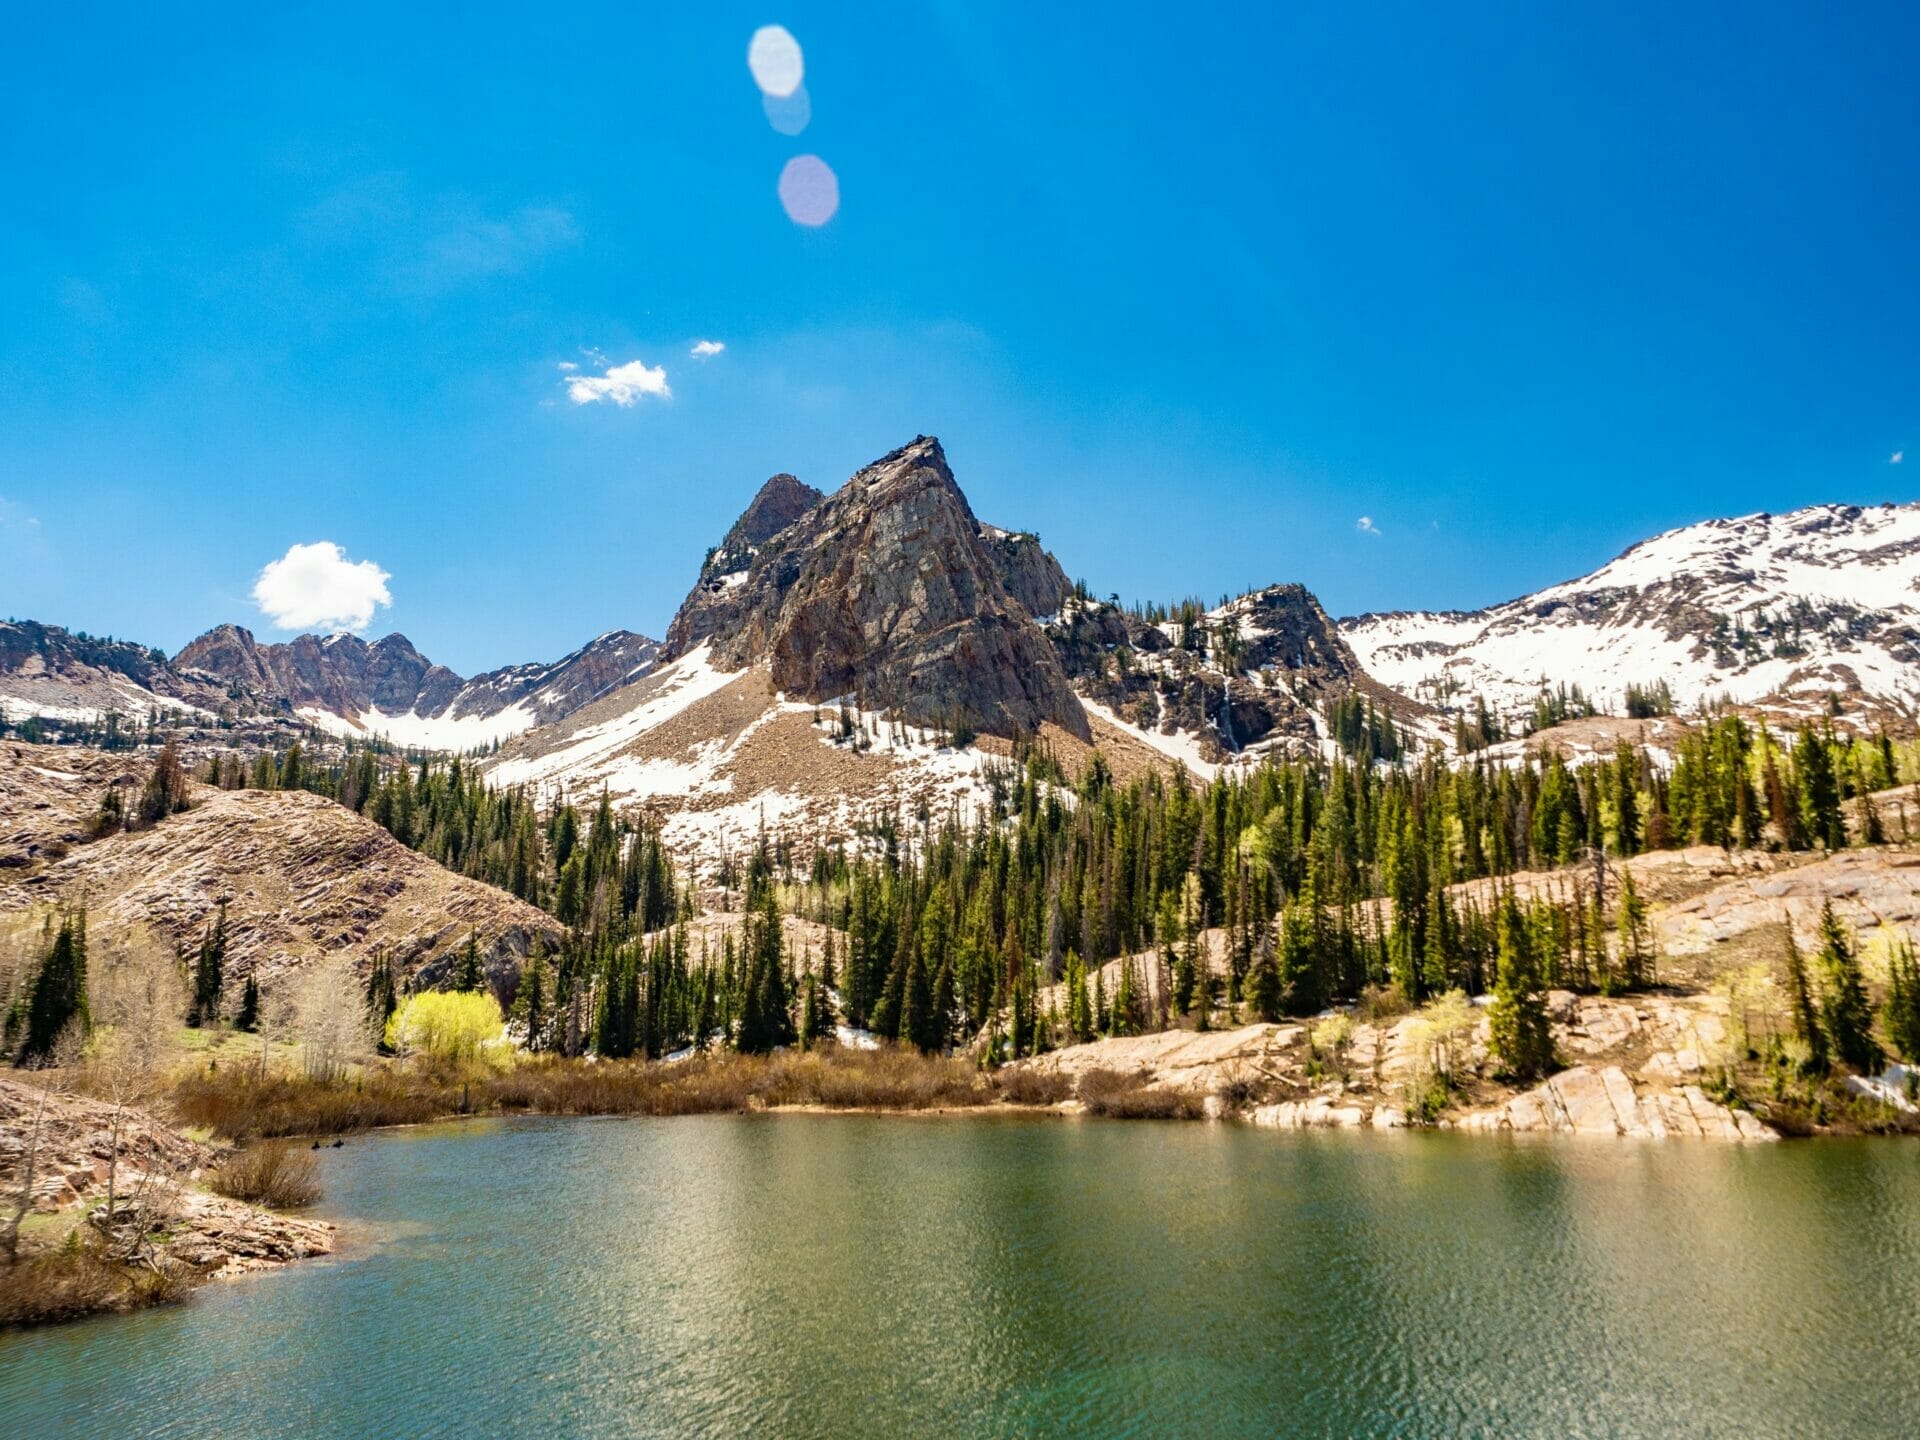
xmin=664 ymin=437 xmax=1090 ymax=740
xmin=1450 ymin=1064 xmax=1777 ymax=1141
xmin=0 ymin=747 xmax=563 ymax=993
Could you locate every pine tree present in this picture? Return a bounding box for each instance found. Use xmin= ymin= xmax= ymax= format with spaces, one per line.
xmin=931 ymin=960 xmax=956 ymax=1052
xmin=799 ymin=960 xmax=835 ymax=1050
xmin=1615 ymin=871 xmax=1651 ymax=990
xmin=234 ymin=973 xmax=261 ymax=1033
xmin=187 ymin=903 xmax=227 ymax=1027
xmin=13 ymin=912 xmax=89 ymax=1065
xmin=1795 ymin=727 xmax=1846 ymax=850
xmin=454 ymin=931 xmax=484 ymax=993
xmin=134 ymin=741 xmax=191 ymax=829
xmin=594 ymin=944 xmax=640 ymax=1059
xmin=1784 ymin=925 xmax=1827 ymax=1073
xmin=1814 ymin=901 xmax=1882 ymax=1073
xmin=1883 ymin=938 xmax=1920 ymax=1065
xmin=1247 ymin=947 xmax=1282 ymax=1023
xmin=364 ymin=948 xmax=399 ymax=1048
xmin=1065 ymin=953 xmax=1094 ymax=1043
xmin=511 ymin=943 xmax=550 ymax=1050
xmin=901 ymin=950 xmax=933 ymax=1052
xmin=736 ymin=894 xmax=795 ymax=1053
xmin=1487 ymin=896 xmax=1553 ymax=1080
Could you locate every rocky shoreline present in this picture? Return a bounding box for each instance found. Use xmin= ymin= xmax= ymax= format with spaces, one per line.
xmin=1 ymin=1076 xmax=334 ymax=1325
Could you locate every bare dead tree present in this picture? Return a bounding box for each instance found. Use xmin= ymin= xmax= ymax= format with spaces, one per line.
xmin=4 ymin=1021 xmax=85 ymax=1264
xmin=90 ymin=933 xmax=185 ymax=1251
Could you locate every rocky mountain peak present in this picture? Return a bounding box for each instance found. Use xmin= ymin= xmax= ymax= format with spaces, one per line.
xmin=719 ymin=473 xmax=824 ymax=559
xmin=664 ymin=436 xmax=1089 ymax=741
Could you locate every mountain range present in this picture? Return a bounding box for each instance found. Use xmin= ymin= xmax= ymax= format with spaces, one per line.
xmin=7 ymin=438 xmax=1918 ymax=858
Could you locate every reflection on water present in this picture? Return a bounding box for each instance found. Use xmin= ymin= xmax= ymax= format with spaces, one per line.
xmin=3 ymin=1116 xmax=1918 ymax=1438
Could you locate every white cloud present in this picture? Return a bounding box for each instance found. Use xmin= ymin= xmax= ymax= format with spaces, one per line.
xmin=689 ymin=339 xmax=726 ymax=358
xmin=565 ymin=358 xmax=671 ymax=407
xmin=556 ymin=360 xmax=578 ymax=373
xmin=1356 ymin=516 xmax=1382 ymax=536
xmin=1894 ymin=450 xmax=1905 ymax=465
xmin=252 ymin=541 xmax=392 ymax=632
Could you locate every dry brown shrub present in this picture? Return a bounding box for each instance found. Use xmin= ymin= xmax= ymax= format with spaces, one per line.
xmin=996 ymin=1068 xmax=1074 ymax=1106
xmin=171 ymin=1069 xmax=449 ymax=1140
xmin=1077 ymin=1066 xmax=1205 ymax=1119
xmin=758 ymin=1047 xmax=990 ymax=1109
xmin=209 ymin=1141 xmax=322 ymax=1209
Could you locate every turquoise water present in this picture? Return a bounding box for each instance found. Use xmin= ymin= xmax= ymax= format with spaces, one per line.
xmin=4 ymin=1115 xmax=1919 ymax=1438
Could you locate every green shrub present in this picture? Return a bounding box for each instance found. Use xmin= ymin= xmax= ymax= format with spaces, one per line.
xmin=384 ymin=992 xmax=504 ymax=1063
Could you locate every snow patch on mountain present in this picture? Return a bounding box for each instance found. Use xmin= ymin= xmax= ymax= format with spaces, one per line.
xmin=1343 ymin=502 xmax=1920 ymax=722
xmin=295 ymin=701 xmax=540 ymax=753
xmin=487 ymin=646 xmax=739 ymax=797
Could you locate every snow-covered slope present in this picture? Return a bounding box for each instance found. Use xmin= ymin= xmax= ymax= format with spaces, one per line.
xmin=1343 ymin=502 xmax=1920 ymax=722
xmin=484 ymin=647 xmax=1009 ymax=874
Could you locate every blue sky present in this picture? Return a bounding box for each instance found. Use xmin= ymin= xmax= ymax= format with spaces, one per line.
xmin=2 ymin=3 xmax=1915 ymax=674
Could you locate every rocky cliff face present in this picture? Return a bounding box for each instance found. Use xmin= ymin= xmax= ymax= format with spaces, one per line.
xmin=0 ymin=621 xmax=231 ymax=720
xmin=170 ymin=625 xmax=658 ymax=747
xmin=665 ymin=437 xmax=1090 ymax=740
xmin=982 ymin=528 xmax=1073 ymax=620
xmin=1050 ymin=583 xmax=1405 ymax=759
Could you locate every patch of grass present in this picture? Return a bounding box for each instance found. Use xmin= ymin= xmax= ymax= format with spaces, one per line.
xmin=209 ymin=1141 xmax=322 ymax=1209
xmin=1076 ymin=1067 xmax=1205 ymax=1119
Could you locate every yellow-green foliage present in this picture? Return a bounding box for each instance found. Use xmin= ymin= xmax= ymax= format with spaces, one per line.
xmin=385 ymin=991 xmax=504 ymax=1062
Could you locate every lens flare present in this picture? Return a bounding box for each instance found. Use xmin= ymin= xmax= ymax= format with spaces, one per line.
xmin=762 ymin=82 xmax=811 ymax=136
xmin=778 ymin=155 xmax=839 ymax=226
xmin=748 ymin=26 xmax=804 ymax=98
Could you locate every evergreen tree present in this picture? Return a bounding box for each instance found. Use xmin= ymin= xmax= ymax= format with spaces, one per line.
xmin=900 ymin=949 xmax=935 ymax=1052
xmin=1784 ymin=926 xmax=1827 ymax=1073
xmin=454 ymin=930 xmax=484 ymax=993
xmin=12 ymin=912 xmax=89 ymax=1066
xmin=1882 ymin=937 xmax=1920 ymax=1065
xmin=1247 ymin=946 xmax=1282 ymax=1022
xmin=1795 ymin=727 xmax=1846 ymax=850
xmin=1615 ymin=871 xmax=1652 ymax=990
xmin=364 ymin=949 xmax=399 ymax=1047
xmin=134 ymin=741 xmax=191 ymax=829
xmin=1814 ymin=901 xmax=1882 ymax=1073
xmin=1487 ymin=896 xmax=1553 ymax=1080
xmin=187 ymin=903 xmax=227 ymax=1027
xmin=594 ymin=945 xmax=640 ymax=1058
xmin=931 ymin=960 xmax=957 ymax=1052
xmin=736 ymin=894 xmax=795 ymax=1053
xmin=511 ymin=943 xmax=550 ymax=1050
xmin=234 ymin=973 xmax=261 ymax=1033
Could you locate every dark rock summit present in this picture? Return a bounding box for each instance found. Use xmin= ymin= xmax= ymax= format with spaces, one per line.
xmin=666 ymin=437 xmax=1091 ymax=741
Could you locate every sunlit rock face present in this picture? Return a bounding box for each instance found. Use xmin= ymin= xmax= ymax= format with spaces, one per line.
xmin=664 ymin=437 xmax=1090 ymax=741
